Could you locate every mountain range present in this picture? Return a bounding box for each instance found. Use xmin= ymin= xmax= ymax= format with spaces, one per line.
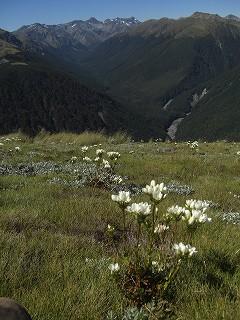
xmin=1 ymin=13 xmax=240 ymax=140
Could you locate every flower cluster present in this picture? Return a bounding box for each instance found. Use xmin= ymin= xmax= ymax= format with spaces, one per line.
xmin=83 ymin=157 xmax=92 ymax=162
xmin=81 ymin=147 xmax=122 ymax=171
xmin=111 ymin=191 xmax=131 ymax=206
xmin=0 ymin=136 xmax=22 ymax=142
xmin=102 ymin=159 xmax=111 ymax=169
xmin=108 ymin=263 xmax=120 ymax=274
xmin=107 ymin=151 xmax=121 ymax=161
xmin=81 ymin=146 xmax=89 ymax=153
xmin=166 ymin=199 xmax=211 ymax=225
xmin=154 ymin=223 xmax=169 ymax=234
xmin=109 ymin=179 xmax=214 ymax=313
xmin=190 ymin=141 xmax=199 ymax=149
xmin=107 ymin=224 xmax=115 ymax=233
xmin=96 ymin=149 xmax=105 ymax=156
xmin=70 ymin=156 xmax=77 ymax=163
xmin=126 ymin=202 xmax=151 ymax=216
xmin=173 ymin=242 xmax=197 ymax=257
xmin=127 ymin=202 xmax=151 ymax=223
xmin=166 ymin=205 xmax=188 ymax=221
xmin=187 ymin=141 xmax=199 ymax=150
xmin=142 ymin=180 xmax=167 ymax=202
xmin=186 ymin=199 xmax=209 ymax=211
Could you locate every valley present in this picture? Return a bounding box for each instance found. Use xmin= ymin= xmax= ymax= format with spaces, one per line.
xmin=1 ymin=13 xmax=240 ymax=140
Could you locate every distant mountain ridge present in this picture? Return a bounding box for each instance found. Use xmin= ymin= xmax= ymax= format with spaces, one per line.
xmin=13 ymin=16 xmax=141 ymax=82
xmin=15 ymin=16 xmax=141 ymax=49
xmin=225 ymin=14 xmax=240 ymax=21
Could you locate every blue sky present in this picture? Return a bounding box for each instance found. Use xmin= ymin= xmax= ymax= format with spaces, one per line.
xmin=1 ymin=0 xmax=240 ymax=31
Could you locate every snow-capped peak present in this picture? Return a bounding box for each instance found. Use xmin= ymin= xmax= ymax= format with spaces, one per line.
xmin=104 ymin=17 xmax=141 ymax=25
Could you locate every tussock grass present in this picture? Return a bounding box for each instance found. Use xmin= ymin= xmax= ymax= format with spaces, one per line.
xmin=34 ymin=130 xmax=109 ymax=145
xmin=0 ymin=134 xmax=240 ymax=319
xmin=32 ymin=130 xmax=131 ymax=146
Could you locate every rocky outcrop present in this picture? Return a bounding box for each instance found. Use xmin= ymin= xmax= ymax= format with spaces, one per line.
xmin=0 ymin=298 xmax=32 ymax=320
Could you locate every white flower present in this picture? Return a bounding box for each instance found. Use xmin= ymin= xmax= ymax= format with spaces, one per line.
xmin=237 ymin=151 xmax=240 ymax=156
xmin=112 ymin=176 xmax=123 ymax=184
xmin=94 ymin=157 xmax=100 ymax=162
xmin=185 ymin=199 xmax=209 ymax=211
xmin=111 ymin=191 xmax=131 ymax=205
xmin=108 ymin=263 xmax=120 ymax=274
xmin=152 ymin=190 xmax=167 ymax=201
xmin=0 ymin=143 xmax=4 ymax=146
xmin=182 ymin=208 xmax=211 ymax=225
xmin=107 ymin=151 xmax=121 ymax=160
xmin=169 ymin=199 xmax=212 ymax=225
xmin=166 ymin=205 xmax=189 ymax=219
xmin=96 ymin=149 xmax=105 ymax=156
xmin=107 ymin=224 xmax=115 ymax=232
xmin=188 ymin=246 xmax=198 ymax=256
xmin=154 ymin=224 xmax=169 ymax=233
xmin=71 ymin=156 xmax=77 ymax=162
xmin=190 ymin=141 xmax=199 ymax=149
xmin=81 ymin=146 xmax=88 ymax=152
xmin=173 ymin=243 xmax=197 ymax=257
xmin=15 ymin=146 xmax=21 ymax=151
xmin=83 ymin=157 xmax=92 ymax=162
xmin=151 ymin=260 xmax=164 ymax=272
xmin=126 ymin=202 xmax=151 ymax=216
xmin=102 ymin=159 xmax=111 ymax=169
xmin=143 ymin=181 xmax=167 ymax=202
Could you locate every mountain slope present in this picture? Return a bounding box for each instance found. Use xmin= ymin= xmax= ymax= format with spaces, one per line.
xmin=81 ymin=13 xmax=240 ymax=139
xmin=0 ymin=28 xmax=24 ymax=61
xmin=13 ymin=17 xmax=141 ymax=89
xmin=13 ymin=17 xmax=141 ymax=65
xmin=0 ymin=29 xmax=128 ymax=136
xmin=176 ymin=64 xmax=240 ymax=141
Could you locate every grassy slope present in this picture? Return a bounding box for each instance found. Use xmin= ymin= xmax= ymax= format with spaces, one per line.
xmin=176 ymin=65 xmax=240 ymax=141
xmin=0 ymin=133 xmax=240 ymax=319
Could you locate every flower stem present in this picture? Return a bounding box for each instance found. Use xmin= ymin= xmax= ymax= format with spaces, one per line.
xmin=122 ymin=207 xmax=126 ymax=241
xmin=163 ymin=260 xmax=181 ymax=294
xmin=148 ymin=202 xmax=156 ymax=262
xmin=152 ymin=202 xmax=156 ymax=238
xmin=136 ymin=222 xmax=141 ymax=262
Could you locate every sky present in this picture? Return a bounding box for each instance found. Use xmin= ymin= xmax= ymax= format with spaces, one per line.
xmin=1 ymin=0 xmax=240 ymax=31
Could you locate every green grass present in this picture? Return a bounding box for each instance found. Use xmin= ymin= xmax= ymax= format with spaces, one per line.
xmin=0 ymin=133 xmax=240 ymax=319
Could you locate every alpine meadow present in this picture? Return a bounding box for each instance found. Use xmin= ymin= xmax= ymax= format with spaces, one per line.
xmin=1 ymin=1 xmax=240 ymax=319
